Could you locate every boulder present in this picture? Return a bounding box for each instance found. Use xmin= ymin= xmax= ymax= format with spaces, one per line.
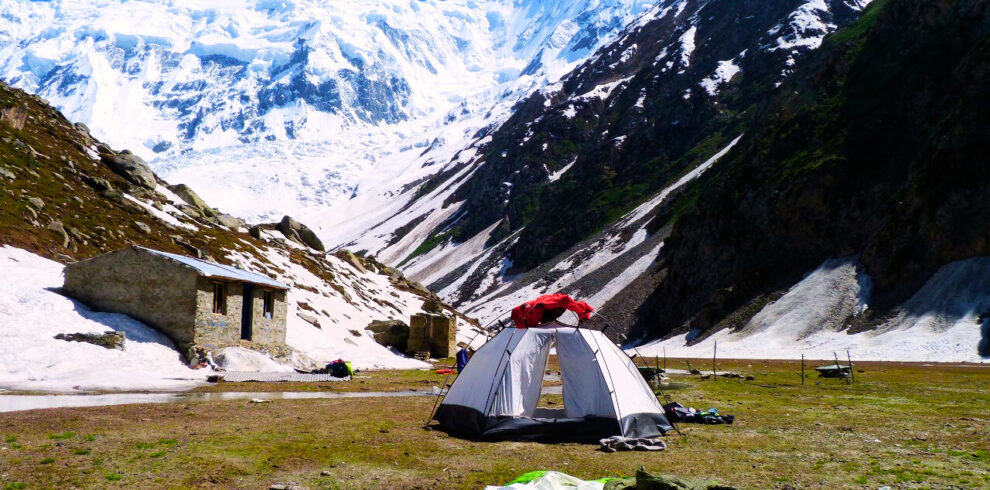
xmin=334 ymin=249 xmax=367 ymax=273
xmin=47 ymin=220 xmax=70 ymax=248
xmin=133 ymin=221 xmax=152 ymax=234
xmin=216 ymin=213 xmax=244 ymax=230
xmin=25 ymin=196 xmax=45 ymax=210
xmin=297 ymin=312 xmax=321 ymax=329
xmin=421 ymin=298 xmax=444 ymax=313
xmin=249 ymin=225 xmax=264 ymax=240
xmin=82 ymin=174 xmax=112 ymax=192
xmin=100 ymin=150 xmax=156 ymax=189
xmin=277 ymin=215 xmax=325 ymax=252
xmin=54 ymin=331 xmax=125 ymax=350
xmin=168 ymin=184 xmax=216 ymax=218
xmin=366 ymin=320 xmax=409 ymax=352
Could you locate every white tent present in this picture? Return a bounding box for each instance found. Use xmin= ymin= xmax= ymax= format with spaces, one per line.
xmin=432 ymin=322 xmax=672 ymax=441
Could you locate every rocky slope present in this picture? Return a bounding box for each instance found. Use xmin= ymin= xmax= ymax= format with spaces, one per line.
xmin=0 ymin=80 xmax=458 ymax=369
xmin=348 ymin=0 xmax=989 ymax=361
xmin=356 ymin=0 xmax=872 ymax=318
xmin=635 ymin=0 xmax=990 ymax=343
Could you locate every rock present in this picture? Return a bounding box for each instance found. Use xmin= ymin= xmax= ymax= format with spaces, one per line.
xmin=100 ymin=151 xmax=156 ymax=189
xmin=334 ymin=249 xmax=367 ymax=273
xmin=216 ymin=213 xmax=244 ymax=229
xmin=133 ymin=221 xmax=152 ymax=234
xmin=82 ymin=174 xmax=112 ymax=192
xmin=177 ymin=204 xmax=203 ymax=219
xmin=0 ymin=166 xmax=14 ymax=180
xmin=249 ymin=225 xmax=264 ymax=240
xmin=25 ymin=196 xmax=45 ymax=210
xmin=366 ymin=320 xmax=409 ymax=352
xmin=277 ymin=215 xmax=325 ymax=251
xmin=54 ymin=331 xmax=125 ymax=350
xmin=421 ymin=298 xmax=444 ymax=314
xmin=269 ymin=483 xmax=304 ymax=490
xmin=174 ymin=238 xmax=204 ymax=258
xmin=47 ymin=221 xmax=70 ymax=248
xmin=297 ymin=312 xmax=321 ymax=329
xmin=168 ymin=184 xmax=216 ymax=218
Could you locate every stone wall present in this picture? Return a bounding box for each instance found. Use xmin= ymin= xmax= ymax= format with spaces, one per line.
xmin=407 ymin=313 xmax=457 ymax=358
xmin=193 ymin=278 xmax=287 ymax=349
xmin=63 ymin=247 xmax=199 ymax=348
xmin=193 ymin=277 xmax=244 ymax=349
xmin=245 ymin=287 xmax=287 ymax=346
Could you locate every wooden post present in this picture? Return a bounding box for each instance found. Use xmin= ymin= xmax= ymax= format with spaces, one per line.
xmin=801 ymin=354 xmax=805 ymax=385
xmin=835 ymin=352 xmax=850 ymax=385
xmin=847 ymin=349 xmax=855 ymax=383
xmin=712 ymin=341 xmax=718 ymax=381
xmin=662 ymin=346 xmax=667 ymax=371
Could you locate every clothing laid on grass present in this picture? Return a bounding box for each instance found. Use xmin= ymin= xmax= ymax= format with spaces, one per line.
xmin=663 ymin=402 xmax=735 ymax=424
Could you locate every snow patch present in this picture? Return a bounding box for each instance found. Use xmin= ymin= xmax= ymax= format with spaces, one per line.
xmin=0 ymin=246 xmax=206 ymax=392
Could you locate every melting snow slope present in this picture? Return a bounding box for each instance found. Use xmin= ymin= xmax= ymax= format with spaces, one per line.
xmin=635 ymin=257 xmax=989 ymax=362
xmin=0 ymin=246 xmax=206 ymax=392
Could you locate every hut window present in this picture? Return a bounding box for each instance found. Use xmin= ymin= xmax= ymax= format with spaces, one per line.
xmin=212 ymin=282 xmax=226 ymax=315
xmin=263 ymin=290 xmax=275 ymax=319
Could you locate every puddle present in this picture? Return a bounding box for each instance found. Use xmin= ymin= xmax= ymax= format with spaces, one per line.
xmin=0 ymin=390 xmax=433 ymax=413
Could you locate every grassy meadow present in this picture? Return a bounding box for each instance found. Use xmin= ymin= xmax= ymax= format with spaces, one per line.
xmin=0 ymin=359 xmax=987 ymax=489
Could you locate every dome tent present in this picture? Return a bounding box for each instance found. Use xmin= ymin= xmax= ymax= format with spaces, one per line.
xmin=431 ymin=320 xmax=673 ymax=442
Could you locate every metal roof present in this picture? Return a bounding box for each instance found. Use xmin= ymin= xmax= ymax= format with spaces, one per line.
xmin=135 ymin=246 xmax=290 ymax=290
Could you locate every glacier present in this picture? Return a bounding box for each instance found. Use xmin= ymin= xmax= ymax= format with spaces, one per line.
xmin=0 ymin=0 xmax=653 ymax=235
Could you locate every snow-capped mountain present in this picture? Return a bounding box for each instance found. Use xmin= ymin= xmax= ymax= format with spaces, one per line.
xmin=0 ymin=0 xmax=654 ymax=226
xmin=0 ymin=0 xmax=644 ymax=155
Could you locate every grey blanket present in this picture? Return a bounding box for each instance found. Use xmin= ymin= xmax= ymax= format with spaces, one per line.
xmin=599 ymin=436 xmax=666 ymax=452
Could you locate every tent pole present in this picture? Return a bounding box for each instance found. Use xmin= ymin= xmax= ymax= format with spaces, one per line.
xmin=424 ymin=373 xmax=453 ymax=427
xmin=631 ymin=344 xmax=682 ymax=436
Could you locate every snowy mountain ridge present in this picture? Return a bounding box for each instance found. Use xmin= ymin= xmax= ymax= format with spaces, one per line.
xmin=0 ymin=0 xmax=652 ymax=157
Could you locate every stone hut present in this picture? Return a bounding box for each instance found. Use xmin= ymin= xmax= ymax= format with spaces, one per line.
xmin=63 ymin=246 xmax=289 ymax=354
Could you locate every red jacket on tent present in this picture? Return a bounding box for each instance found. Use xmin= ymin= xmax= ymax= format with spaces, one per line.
xmin=511 ymin=293 xmax=594 ymax=328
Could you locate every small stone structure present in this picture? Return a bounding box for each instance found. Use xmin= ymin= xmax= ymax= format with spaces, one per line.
xmin=63 ymin=246 xmax=289 ymax=356
xmin=407 ymin=313 xmax=457 ymax=358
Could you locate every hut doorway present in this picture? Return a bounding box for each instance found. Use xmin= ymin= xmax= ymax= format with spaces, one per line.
xmin=241 ymin=284 xmax=254 ymax=341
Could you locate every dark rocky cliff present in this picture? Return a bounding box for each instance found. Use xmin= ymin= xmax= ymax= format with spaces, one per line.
xmin=635 ymin=0 xmax=990 ymax=339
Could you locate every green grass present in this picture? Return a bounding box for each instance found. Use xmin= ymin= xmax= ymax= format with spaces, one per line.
xmin=0 ymin=360 xmax=986 ymax=488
